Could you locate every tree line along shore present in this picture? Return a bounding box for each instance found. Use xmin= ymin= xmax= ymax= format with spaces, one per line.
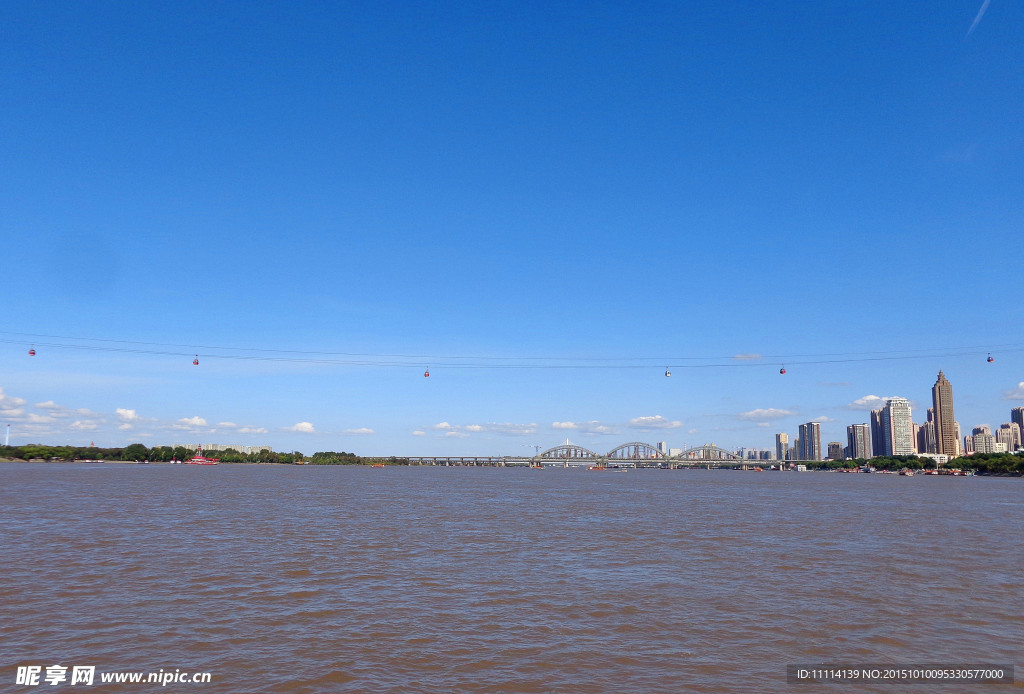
xmin=2 ymin=445 xmax=1022 ymax=474
xmin=0 ymin=445 xmax=406 ymax=466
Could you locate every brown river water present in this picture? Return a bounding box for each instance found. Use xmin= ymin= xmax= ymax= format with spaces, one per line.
xmin=2 ymin=463 xmax=1021 ymax=692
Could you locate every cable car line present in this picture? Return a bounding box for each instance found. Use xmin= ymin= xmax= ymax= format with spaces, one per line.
xmin=2 ymin=330 xmax=1022 ymax=364
xmin=2 ymin=336 xmax=1017 ymax=371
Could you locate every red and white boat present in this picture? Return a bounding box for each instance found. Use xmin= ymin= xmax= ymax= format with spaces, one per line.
xmin=187 ymin=445 xmax=219 ymax=465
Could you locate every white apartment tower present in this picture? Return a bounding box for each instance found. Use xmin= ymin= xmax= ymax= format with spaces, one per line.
xmin=881 ymin=397 xmax=915 ymax=455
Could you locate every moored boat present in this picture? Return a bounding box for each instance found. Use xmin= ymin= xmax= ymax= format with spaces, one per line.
xmin=187 ymin=445 xmax=219 ymax=465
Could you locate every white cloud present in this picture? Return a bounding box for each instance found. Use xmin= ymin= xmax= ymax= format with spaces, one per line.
xmin=433 ymin=422 xmax=538 ymax=436
xmin=342 ymin=428 xmax=374 ymax=435
xmin=733 ymin=353 xmax=761 ymax=360
xmin=847 ymin=395 xmax=895 ymax=410
xmin=1003 ymin=382 xmax=1024 ymax=400
xmin=445 ymin=431 xmax=469 ymax=438
xmin=238 ymin=426 xmax=268 ymax=434
xmin=218 ymin=422 xmax=237 ymax=428
xmin=0 ymin=388 xmax=27 ymax=408
xmin=178 ymin=416 xmax=207 ymax=427
xmin=34 ymin=401 xmax=88 ymax=419
xmin=290 ymin=422 xmax=315 ymax=433
xmin=411 ymin=430 xmax=426 ymax=436
xmin=738 ymin=408 xmax=795 ymax=421
xmin=116 ymin=408 xmax=140 ymax=422
xmin=487 ymin=422 xmax=537 ymax=436
xmin=118 ymin=423 xmax=133 ymax=430
xmin=555 ymin=421 xmax=620 ymax=435
xmin=628 ymin=415 xmax=682 ymax=430
xmin=967 ymin=0 xmax=990 ymax=36
xmin=71 ymin=421 xmax=100 ymax=431
xmin=811 ymin=416 xmax=835 ymax=423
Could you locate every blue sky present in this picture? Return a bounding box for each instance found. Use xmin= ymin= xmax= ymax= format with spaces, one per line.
xmin=2 ymin=1 xmax=1022 ymax=455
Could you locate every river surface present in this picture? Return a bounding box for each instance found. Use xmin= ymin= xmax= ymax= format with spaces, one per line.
xmin=2 ymin=463 xmax=1021 ymax=692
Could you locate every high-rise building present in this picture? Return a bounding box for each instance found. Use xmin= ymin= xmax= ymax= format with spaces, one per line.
xmin=870 ymin=409 xmax=886 ymax=457
xmin=798 ymin=422 xmax=822 ymax=461
xmin=1011 ymin=407 xmax=1024 ymax=436
xmin=880 ymin=397 xmax=915 ymax=455
xmin=963 ymin=434 xmax=975 ymax=454
xmin=847 ymin=423 xmax=871 ymax=459
xmin=775 ymin=433 xmax=789 ymax=462
xmin=997 ymin=423 xmax=1021 ymax=452
xmin=827 ymin=441 xmax=844 ymax=460
xmin=917 ymin=412 xmax=936 ymax=455
xmin=932 ymin=371 xmax=956 ymax=456
xmin=973 ymin=433 xmax=996 ymax=453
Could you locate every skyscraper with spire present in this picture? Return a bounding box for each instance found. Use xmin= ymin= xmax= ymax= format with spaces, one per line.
xmin=932 ymin=371 xmax=956 ymax=456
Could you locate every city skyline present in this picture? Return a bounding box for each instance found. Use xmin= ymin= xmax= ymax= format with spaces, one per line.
xmin=3 ymin=2 xmax=1023 ymax=455
xmin=3 ymin=355 xmax=1023 ymax=457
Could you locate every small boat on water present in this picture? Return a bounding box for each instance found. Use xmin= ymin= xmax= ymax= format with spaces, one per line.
xmin=187 ymin=445 xmax=219 ymax=465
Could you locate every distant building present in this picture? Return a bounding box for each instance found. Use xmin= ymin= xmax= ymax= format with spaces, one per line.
xmin=973 ymin=433 xmax=996 ymax=454
xmin=880 ymin=398 xmax=915 ymax=455
xmin=657 ymin=441 xmax=668 ymax=455
xmin=1012 ymin=407 xmax=1024 ymax=437
xmin=917 ymin=412 xmax=936 ymax=455
xmin=669 ymin=448 xmax=682 ymax=457
xmin=847 ymin=423 xmax=871 ymax=459
xmin=996 ymin=423 xmax=1021 ymax=452
xmin=195 ymin=443 xmax=273 ymax=454
xmin=827 ymin=442 xmax=844 ymax=460
xmin=973 ymin=425 xmax=991 ymax=436
xmin=932 ymin=371 xmax=957 ymax=456
xmin=870 ymin=409 xmax=886 ymax=457
xmin=798 ymin=422 xmax=821 ymax=461
xmin=919 ymin=452 xmax=950 ymax=467
xmin=775 ymin=433 xmax=789 ymax=463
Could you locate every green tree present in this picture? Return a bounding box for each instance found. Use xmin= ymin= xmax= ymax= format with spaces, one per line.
xmin=122 ymin=443 xmax=150 ymax=461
